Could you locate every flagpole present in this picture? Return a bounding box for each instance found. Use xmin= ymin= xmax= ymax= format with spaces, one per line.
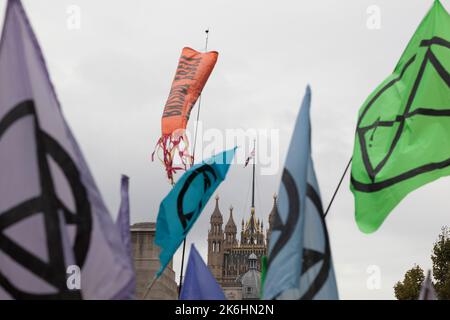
xmin=251 ymin=139 xmax=256 ymax=209
xmin=324 ymin=157 xmax=352 ymax=218
xmin=178 ymin=236 xmax=187 ymax=296
xmin=178 ymin=28 xmax=210 ymax=297
xmin=192 ymin=28 xmax=209 ymax=160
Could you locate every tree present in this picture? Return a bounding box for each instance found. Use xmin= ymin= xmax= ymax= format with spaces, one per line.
xmin=394 ymin=226 xmax=450 ymax=300
xmin=394 ymin=265 xmax=425 ymax=300
xmin=431 ymin=227 xmax=450 ymax=300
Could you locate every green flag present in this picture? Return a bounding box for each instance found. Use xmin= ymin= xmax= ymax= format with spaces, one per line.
xmin=260 ymin=255 xmax=267 ymax=299
xmin=351 ymin=0 xmax=450 ymax=233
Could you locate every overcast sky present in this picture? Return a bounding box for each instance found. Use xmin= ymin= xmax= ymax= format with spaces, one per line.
xmin=2 ymin=0 xmax=449 ymax=299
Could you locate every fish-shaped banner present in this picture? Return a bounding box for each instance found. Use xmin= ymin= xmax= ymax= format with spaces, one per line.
xmin=153 ymin=47 xmax=218 ymax=184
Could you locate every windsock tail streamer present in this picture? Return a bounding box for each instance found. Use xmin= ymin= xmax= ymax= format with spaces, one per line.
xmin=152 ymin=130 xmax=193 ymax=184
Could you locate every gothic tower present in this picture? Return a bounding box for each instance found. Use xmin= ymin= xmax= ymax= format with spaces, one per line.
xmin=267 ymin=194 xmax=277 ymax=246
xmin=224 ymin=206 xmax=237 ymax=250
xmin=207 ymin=195 xmax=224 ymax=281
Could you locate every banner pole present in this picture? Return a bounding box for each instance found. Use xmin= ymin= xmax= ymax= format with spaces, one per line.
xmin=324 ymin=157 xmax=352 ymax=218
xmin=178 ymin=238 xmax=187 ymax=297
xmin=191 ymin=28 xmax=209 ymax=161
xmin=178 ymin=28 xmax=210 ymax=298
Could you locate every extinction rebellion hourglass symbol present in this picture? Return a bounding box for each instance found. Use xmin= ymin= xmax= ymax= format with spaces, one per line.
xmin=0 ymin=100 xmax=92 ymax=299
xmin=353 ymin=37 xmax=450 ymax=191
xmin=177 ymin=165 xmax=217 ymax=233
xmin=269 ymin=168 xmax=332 ymax=299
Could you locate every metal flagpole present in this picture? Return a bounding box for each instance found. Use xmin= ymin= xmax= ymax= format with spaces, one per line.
xmin=251 ymin=139 xmax=256 ymax=209
xmin=178 ymin=28 xmax=210 ymax=297
xmin=324 ymin=157 xmax=352 ymax=218
xmin=192 ymin=28 xmax=209 ymax=159
xmin=143 ymin=29 xmax=211 ymax=300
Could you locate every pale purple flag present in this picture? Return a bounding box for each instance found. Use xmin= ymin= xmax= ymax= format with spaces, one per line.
xmin=419 ymin=270 xmax=437 ymax=300
xmin=115 ymin=175 xmax=135 ymax=299
xmin=0 ymin=0 xmax=134 ymax=299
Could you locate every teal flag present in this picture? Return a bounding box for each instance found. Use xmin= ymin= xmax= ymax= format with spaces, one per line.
xmin=155 ymin=148 xmax=236 ymax=277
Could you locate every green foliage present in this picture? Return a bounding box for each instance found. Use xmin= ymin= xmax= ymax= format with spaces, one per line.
xmin=394 ymin=265 xmax=425 ymax=300
xmin=431 ymin=227 xmax=450 ymax=300
xmin=394 ymin=226 xmax=450 ymax=300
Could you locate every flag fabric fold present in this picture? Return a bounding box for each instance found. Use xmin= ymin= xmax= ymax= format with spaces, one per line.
xmin=263 ymin=86 xmax=338 ymax=300
xmin=179 ymin=244 xmax=226 ymax=300
xmin=116 ymin=175 xmax=132 ymax=263
xmin=115 ymin=174 xmax=136 ymax=299
xmin=351 ymin=0 xmax=450 ymax=233
xmin=155 ymin=148 xmax=236 ymax=277
xmin=419 ymin=270 xmax=437 ymax=300
xmin=0 ymin=0 xmax=134 ymax=299
xmin=260 ymin=255 xmax=267 ymax=298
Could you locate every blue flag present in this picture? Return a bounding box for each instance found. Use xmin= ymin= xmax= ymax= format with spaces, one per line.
xmin=263 ymin=86 xmax=338 ymax=300
xmin=155 ymin=148 xmax=236 ymax=277
xmin=180 ymin=244 xmax=226 ymax=300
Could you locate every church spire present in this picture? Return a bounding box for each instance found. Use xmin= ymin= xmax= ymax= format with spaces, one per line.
xmin=208 ymin=194 xmax=224 ymax=281
xmin=267 ymin=193 xmax=277 ymax=245
xmin=211 ymin=194 xmax=223 ymax=222
xmin=225 ymin=205 xmax=237 ymax=232
xmin=225 ymin=205 xmax=237 ymax=248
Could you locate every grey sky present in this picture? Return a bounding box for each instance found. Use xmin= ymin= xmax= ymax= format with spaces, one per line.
xmin=2 ymin=0 xmax=449 ymax=299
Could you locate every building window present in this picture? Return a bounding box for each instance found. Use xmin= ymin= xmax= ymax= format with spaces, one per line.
xmin=247 ymin=287 xmax=252 ymax=293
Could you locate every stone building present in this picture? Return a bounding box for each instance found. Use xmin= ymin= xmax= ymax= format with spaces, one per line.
xmin=207 ymin=195 xmax=278 ymax=299
xmin=131 ymin=222 xmax=178 ymax=299
xmin=241 ymin=253 xmax=261 ymax=300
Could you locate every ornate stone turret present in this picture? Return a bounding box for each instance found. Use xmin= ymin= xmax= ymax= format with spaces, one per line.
xmin=241 ymin=253 xmax=261 ymax=300
xmin=224 ymin=206 xmax=237 ymax=249
xmin=210 ymin=195 xmax=223 ymax=225
xmin=207 ymin=195 xmax=224 ymax=281
xmin=241 ymin=207 xmax=265 ymax=246
xmin=267 ymin=194 xmax=277 ymax=246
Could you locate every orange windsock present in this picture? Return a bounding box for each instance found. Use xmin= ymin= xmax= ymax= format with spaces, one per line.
xmin=153 ymin=47 xmax=218 ymax=184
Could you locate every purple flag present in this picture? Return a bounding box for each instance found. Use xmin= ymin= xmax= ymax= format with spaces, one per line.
xmin=180 ymin=244 xmax=226 ymax=300
xmin=117 ymin=175 xmax=132 ymax=264
xmin=115 ymin=175 xmax=135 ymax=299
xmin=419 ymin=270 xmax=437 ymax=300
xmin=0 ymin=0 xmax=134 ymax=299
